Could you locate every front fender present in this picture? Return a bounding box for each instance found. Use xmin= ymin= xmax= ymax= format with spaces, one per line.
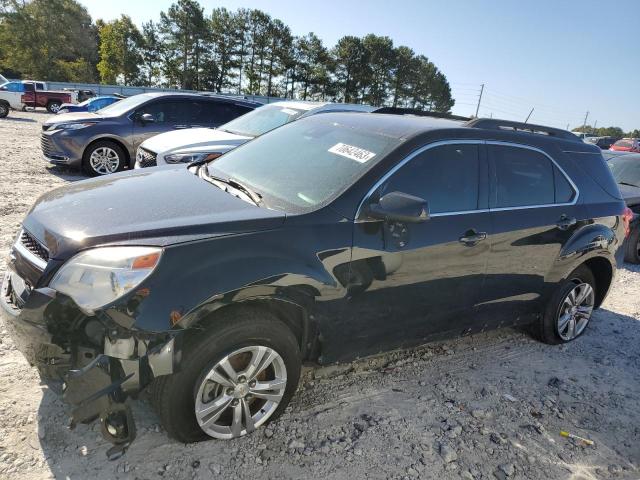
xmin=109 ymin=221 xmax=353 ymax=334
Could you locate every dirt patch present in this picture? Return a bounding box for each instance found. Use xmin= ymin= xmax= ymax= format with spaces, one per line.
xmin=0 ymin=111 xmax=639 ymax=480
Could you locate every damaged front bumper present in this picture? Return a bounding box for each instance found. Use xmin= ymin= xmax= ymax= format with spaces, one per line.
xmin=1 ymin=268 xmax=183 ymax=459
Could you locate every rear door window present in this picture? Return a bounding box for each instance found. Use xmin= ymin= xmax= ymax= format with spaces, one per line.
xmin=489 ymin=145 xmax=575 ymax=207
xmin=194 ymin=101 xmax=253 ymax=126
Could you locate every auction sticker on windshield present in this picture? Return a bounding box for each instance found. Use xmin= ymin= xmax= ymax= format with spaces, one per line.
xmin=328 ymin=143 xmax=376 ymax=163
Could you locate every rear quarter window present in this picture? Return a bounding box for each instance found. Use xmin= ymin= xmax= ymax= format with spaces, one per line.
xmin=569 ymin=151 xmax=622 ymax=200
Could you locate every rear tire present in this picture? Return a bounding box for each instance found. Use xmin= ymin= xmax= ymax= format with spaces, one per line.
xmin=82 ymin=141 xmax=126 ymax=176
xmin=624 ymin=226 xmax=640 ymax=264
xmin=46 ymin=101 xmax=62 ymax=113
xmin=151 ymin=307 xmax=301 ymax=443
xmin=0 ymin=102 xmax=8 ymax=118
xmin=538 ymin=265 xmax=596 ymax=345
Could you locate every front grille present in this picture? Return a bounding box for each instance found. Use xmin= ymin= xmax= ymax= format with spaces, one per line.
xmin=41 ymin=134 xmax=55 ymax=156
xmin=20 ymin=230 xmax=49 ymax=263
xmin=136 ymin=147 xmax=157 ymax=168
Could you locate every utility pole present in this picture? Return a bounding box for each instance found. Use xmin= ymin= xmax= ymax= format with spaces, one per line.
xmin=524 ymin=108 xmax=534 ymax=124
xmin=593 ymin=120 xmax=598 ymax=132
xmin=566 ymin=123 xmax=570 ymax=130
xmin=475 ymin=84 xmax=484 ymax=118
xmin=582 ymin=111 xmax=589 ymax=131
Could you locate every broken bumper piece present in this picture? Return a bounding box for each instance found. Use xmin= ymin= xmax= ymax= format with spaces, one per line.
xmin=1 ymin=271 xmax=183 ymax=458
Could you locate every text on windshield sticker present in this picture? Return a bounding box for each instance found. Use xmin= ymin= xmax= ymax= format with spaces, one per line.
xmin=328 ymin=143 xmax=376 ymax=163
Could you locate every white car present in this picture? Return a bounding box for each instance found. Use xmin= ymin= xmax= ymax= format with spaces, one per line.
xmin=135 ymin=101 xmax=376 ymax=168
xmin=0 ymin=79 xmax=25 ymax=118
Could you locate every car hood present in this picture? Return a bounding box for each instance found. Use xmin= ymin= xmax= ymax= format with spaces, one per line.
xmin=22 ymin=167 xmax=285 ymax=259
xmin=43 ymin=111 xmax=110 ymax=126
xmin=619 ymin=183 xmax=640 ymax=206
xmin=141 ymin=127 xmax=252 ymax=154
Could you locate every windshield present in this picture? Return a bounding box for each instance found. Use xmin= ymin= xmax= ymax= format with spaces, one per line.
xmin=208 ymin=115 xmax=402 ymax=212
xmin=77 ymin=98 xmax=91 ymax=107
xmin=220 ymin=103 xmax=307 ymax=137
xmin=609 ymin=156 xmax=640 ymax=188
xmin=97 ymin=93 xmax=153 ymax=116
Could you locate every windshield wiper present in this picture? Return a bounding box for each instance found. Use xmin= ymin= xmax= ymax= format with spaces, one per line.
xmin=199 ymin=168 xmax=263 ymax=206
xmin=619 ymin=181 xmax=640 ymax=188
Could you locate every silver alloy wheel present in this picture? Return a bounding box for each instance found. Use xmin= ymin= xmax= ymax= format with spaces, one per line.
xmin=0 ymin=104 xmax=7 ymax=116
xmin=194 ymin=345 xmax=287 ymax=439
xmin=89 ymin=147 xmax=120 ymax=175
xmin=557 ymin=281 xmax=595 ymax=341
xmin=49 ymin=103 xmax=61 ymax=113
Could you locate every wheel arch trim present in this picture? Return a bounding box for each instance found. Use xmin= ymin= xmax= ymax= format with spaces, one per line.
xmin=176 ymin=286 xmax=319 ymax=360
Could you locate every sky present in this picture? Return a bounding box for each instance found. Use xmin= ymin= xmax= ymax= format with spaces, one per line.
xmin=77 ymin=0 xmax=640 ymax=131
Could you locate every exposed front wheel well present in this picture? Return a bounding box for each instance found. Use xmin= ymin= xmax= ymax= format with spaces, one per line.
xmin=187 ymin=300 xmax=316 ymax=359
xmin=580 ymin=257 xmax=613 ymax=308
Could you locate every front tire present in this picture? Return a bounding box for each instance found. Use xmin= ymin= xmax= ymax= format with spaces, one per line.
xmin=538 ymin=265 xmax=596 ymax=344
xmin=624 ymin=226 xmax=640 ymax=264
xmin=0 ymin=102 xmax=8 ymax=118
xmin=152 ymin=307 xmax=301 ymax=443
xmin=82 ymin=141 xmax=125 ymax=176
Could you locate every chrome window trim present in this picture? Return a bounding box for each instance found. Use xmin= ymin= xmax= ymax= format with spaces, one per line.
xmin=14 ymin=231 xmax=48 ymax=270
xmin=354 ymin=139 xmax=579 ymax=222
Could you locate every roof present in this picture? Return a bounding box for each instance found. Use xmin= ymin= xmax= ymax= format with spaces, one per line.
xmin=306 ymin=111 xmax=465 ymax=140
xmin=269 ymin=100 xmax=326 ymax=111
xmin=268 ymin=100 xmax=378 ymax=114
xmin=139 ymin=91 xmax=262 ymax=107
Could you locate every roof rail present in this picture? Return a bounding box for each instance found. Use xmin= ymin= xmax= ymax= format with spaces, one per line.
xmin=465 ymin=118 xmax=580 ymax=142
xmin=374 ymin=107 xmax=470 ymax=121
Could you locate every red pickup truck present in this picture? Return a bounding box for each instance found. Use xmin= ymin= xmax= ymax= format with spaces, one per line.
xmin=20 ymin=81 xmax=78 ymax=113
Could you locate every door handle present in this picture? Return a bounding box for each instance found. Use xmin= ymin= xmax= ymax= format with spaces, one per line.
xmin=459 ymin=230 xmax=487 ymax=246
xmin=556 ymin=215 xmax=577 ymax=231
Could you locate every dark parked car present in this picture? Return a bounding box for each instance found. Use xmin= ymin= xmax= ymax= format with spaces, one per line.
xmin=57 ymin=95 xmax=121 ymax=114
xmin=41 ymin=93 xmax=261 ymax=176
xmin=608 ymin=153 xmax=640 ymax=262
xmin=1 ymin=114 xmax=628 ymax=455
xmin=585 ymin=136 xmax=618 ymax=150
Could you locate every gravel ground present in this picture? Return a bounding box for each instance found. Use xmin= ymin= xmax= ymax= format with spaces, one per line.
xmin=0 ymin=110 xmax=639 ymax=480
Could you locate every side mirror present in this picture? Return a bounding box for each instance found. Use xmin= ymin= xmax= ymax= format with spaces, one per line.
xmin=367 ymin=191 xmax=430 ymax=223
xmin=139 ymin=113 xmax=156 ymax=124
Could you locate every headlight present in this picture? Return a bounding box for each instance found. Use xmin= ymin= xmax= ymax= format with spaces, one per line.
xmin=164 ymin=152 xmax=222 ymax=164
xmin=50 ymin=246 xmax=162 ymax=312
xmin=51 ymin=122 xmax=97 ymax=131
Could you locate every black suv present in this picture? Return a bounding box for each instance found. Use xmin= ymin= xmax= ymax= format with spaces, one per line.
xmin=41 ymin=92 xmax=260 ymax=176
xmin=1 ymin=113 xmax=627 ymax=454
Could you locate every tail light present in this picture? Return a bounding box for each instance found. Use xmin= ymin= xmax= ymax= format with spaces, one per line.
xmin=622 ymin=206 xmax=634 ymax=237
